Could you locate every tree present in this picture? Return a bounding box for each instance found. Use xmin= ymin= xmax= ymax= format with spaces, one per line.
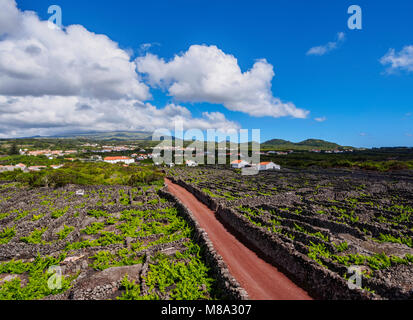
xmin=9 ymin=142 xmax=19 ymax=155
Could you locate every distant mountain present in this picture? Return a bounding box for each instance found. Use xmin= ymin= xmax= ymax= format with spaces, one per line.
xmin=296 ymin=139 xmax=340 ymax=149
xmin=7 ymin=130 xmax=351 ymax=150
xmin=262 ymin=138 xmax=349 ymax=150
xmin=263 ymin=139 xmax=292 ymax=145
xmin=50 ymin=131 xmax=167 ymax=141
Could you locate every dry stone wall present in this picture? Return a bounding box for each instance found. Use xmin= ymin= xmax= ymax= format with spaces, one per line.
xmin=159 ymin=188 xmax=249 ymax=300
xmin=167 ymin=177 xmax=376 ymax=300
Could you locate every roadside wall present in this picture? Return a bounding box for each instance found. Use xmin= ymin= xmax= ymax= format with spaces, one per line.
xmin=167 ymin=177 xmax=375 ymax=300
xmin=159 ymin=188 xmax=249 ymax=300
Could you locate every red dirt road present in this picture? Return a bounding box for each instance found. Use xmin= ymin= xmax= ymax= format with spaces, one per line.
xmin=165 ymin=178 xmax=312 ymax=300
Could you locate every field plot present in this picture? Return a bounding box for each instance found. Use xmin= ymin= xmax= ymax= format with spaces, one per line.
xmin=168 ymin=167 xmax=413 ymax=299
xmin=0 ymin=182 xmax=219 ymax=300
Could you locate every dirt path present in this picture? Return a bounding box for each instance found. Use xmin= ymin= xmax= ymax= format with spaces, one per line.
xmin=165 ymin=178 xmax=312 ymax=300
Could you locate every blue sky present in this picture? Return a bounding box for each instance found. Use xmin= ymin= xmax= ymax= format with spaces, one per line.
xmin=8 ymin=0 xmax=413 ymax=147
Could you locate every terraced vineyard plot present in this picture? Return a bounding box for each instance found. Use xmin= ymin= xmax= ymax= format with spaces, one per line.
xmin=0 ymin=182 xmax=219 ymax=300
xmin=168 ymin=167 xmax=413 ymax=299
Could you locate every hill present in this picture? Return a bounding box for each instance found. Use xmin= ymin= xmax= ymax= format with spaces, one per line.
xmin=4 ymin=130 xmax=352 ymax=151
xmin=262 ymin=138 xmax=349 ymax=150
xmin=263 ymin=139 xmax=292 ymax=146
xmin=296 ymin=139 xmax=340 ymax=149
xmin=51 ymin=131 xmax=156 ymax=141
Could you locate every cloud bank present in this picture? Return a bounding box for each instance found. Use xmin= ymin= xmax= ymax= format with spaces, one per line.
xmin=0 ymin=95 xmax=239 ymax=138
xmin=0 ymin=0 xmax=308 ymax=138
xmin=0 ymin=0 xmax=239 ymax=137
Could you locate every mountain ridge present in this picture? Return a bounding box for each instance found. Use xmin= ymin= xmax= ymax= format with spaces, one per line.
xmin=262 ymin=138 xmax=351 ymax=150
xmin=5 ymin=131 xmax=354 ymax=149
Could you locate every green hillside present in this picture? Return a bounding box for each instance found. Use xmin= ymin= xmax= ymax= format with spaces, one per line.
xmin=263 ymin=139 xmax=292 ymax=146
xmin=296 ymin=139 xmax=340 ymax=148
xmin=262 ymin=138 xmax=350 ymax=151
xmin=52 ymin=131 xmax=155 ymax=141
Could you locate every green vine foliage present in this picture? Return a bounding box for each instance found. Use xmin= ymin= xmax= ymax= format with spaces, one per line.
xmin=0 ymin=253 xmax=76 ymax=300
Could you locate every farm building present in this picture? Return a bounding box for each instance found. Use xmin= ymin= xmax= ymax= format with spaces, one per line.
xmin=103 ymin=156 xmax=135 ymax=165
xmin=231 ymin=160 xmax=250 ymax=169
xmin=258 ymin=162 xmax=281 ymax=171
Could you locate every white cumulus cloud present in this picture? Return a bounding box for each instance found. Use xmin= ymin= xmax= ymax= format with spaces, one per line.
xmin=0 ymin=0 xmax=150 ymax=100
xmin=380 ymin=45 xmax=413 ymax=73
xmin=136 ymin=44 xmax=309 ymax=119
xmin=0 ymin=0 xmax=239 ymax=137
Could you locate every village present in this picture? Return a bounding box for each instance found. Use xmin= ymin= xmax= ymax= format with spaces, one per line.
xmin=0 ymin=143 xmax=285 ymax=173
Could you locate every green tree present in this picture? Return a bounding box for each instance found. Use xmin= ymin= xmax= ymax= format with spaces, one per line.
xmin=9 ymin=143 xmax=19 ymax=155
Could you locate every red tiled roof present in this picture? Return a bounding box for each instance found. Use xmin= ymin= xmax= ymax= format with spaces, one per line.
xmin=104 ymin=156 xmax=131 ymax=161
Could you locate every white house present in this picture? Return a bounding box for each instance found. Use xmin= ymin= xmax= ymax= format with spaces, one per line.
xmin=50 ymin=164 xmax=64 ymax=170
xmin=90 ymin=155 xmax=102 ymax=161
xmin=15 ymin=163 xmax=27 ymax=170
xmin=28 ymin=166 xmax=47 ymax=172
xmin=104 ymin=156 xmax=135 ymax=165
xmin=231 ymin=160 xmax=250 ymax=169
xmin=258 ymin=162 xmax=281 ymax=171
xmin=185 ymin=160 xmax=198 ymax=167
xmin=0 ymin=165 xmax=16 ymax=172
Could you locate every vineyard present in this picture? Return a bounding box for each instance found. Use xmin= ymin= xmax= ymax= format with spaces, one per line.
xmin=167 ymin=167 xmax=413 ymax=299
xmin=0 ymin=181 xmax=220 ymax=300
